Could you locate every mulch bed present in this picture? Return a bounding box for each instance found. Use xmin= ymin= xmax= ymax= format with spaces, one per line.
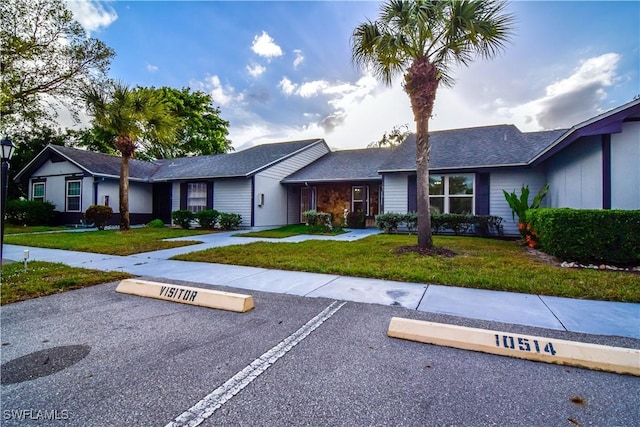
xmin=395 ymin=245 xmax=457 ymax=257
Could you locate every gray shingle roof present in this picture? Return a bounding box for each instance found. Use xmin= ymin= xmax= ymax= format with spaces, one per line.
xmin=378 ymin=125 xmax=568 ymax=172
xmin=282 ymin=148 xmax=393 ymax=183
xmin=151 ymin=139 xmax=325 ymax=180
xmin=45 ymin=145 xmax=160 ymax=180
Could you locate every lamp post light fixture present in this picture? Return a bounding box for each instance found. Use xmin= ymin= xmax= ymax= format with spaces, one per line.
xmin=1 ymin=136 xmax=16 ymax=266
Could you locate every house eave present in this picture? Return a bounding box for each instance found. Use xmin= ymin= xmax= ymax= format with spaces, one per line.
xmin=282 ymin=176 xmax=382 ymax=184
xmin=245 ymin=139 xmax=326 ymax=176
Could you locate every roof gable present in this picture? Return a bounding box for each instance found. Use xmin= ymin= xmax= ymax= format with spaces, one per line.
xmin=14 ymin=145 xmax=160 ymax=182
xmin=150 ymin=139 xmax=326 ymax=180
xmin=282 ymin=147 xmax=393 ymax=183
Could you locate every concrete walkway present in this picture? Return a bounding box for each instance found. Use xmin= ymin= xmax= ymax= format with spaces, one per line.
xmin=3 ymin=228 xmax=639 ymax=339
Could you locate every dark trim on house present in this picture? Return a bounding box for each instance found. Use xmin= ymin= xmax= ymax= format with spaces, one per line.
xmin=250 ymin=176 xmax=255 ymax=227
xmin=93 ymin=180 xmax=99 ymax=206
xmin=475 ymin=173 xmax=490 ymax=215
xmin=32 ymin=177 xmax=46 ymax=183
xmin=407 ymin=175 xmax=417 ymax=212
xmin=64 ymin=174 xmax=83 ymax=181
xmin=180 ymin=183 xmax=187 ymax=210
xmin=207 ymin=181 xmax=214 ymax=209
xmin=602 ymin=134 xmax=611 ymax=209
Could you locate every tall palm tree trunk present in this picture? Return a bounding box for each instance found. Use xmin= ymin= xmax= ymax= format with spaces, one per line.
xmin=406 ymin=59 xmax=439 ymax=249
xmin=120 ymin=154 xmax=130 ymax=230
xmin=415 ymin=115 xmax=433 ymax=248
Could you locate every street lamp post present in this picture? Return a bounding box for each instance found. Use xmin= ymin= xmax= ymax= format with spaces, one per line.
xmin=1 ymin=136 xmax=16 ymax=266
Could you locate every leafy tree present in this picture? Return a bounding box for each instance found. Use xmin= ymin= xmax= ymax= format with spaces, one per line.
xmin=0 ymin=0 xmax=114 ymax=131
xmin=82 ymin=81 xmax=178 ymax=230
xmin=368 ymin=124 xmax=410 ymax=148
xmin=77 ymin=87 xmax=233 ymax=160
xmin=7 ymin=126 xmax=73 ymax=199
xmin=352 ymin=0 xmax=514 ymax=248
xmin=149 ymin=87 xmax=232 ymax=158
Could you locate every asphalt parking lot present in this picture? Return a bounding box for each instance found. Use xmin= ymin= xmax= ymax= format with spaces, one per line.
xmin=1 ymin=278 xmax=639 ymax=427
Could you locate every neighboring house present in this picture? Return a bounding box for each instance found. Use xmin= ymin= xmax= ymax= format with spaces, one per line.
xmin=14 ymin=139 xmax=330 ymax=227
xmin=15 ymin=99 xmax=639 ymax=235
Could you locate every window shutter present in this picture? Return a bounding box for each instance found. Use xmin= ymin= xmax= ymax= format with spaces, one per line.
xmin=407 ymin=175 xmax=417 ymax=212
xmin=180 ymin=183 xmax=187 ymax=210
xmin=207 ymin=182 xmax=214 ymax=209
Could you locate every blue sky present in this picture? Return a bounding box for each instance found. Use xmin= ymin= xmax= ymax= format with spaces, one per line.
xmin=67 ymin=0 xmax=640 ymax=150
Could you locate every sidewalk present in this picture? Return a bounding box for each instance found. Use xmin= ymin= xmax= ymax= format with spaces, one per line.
xmin=3 ymin=228 xmax=639 ymax=339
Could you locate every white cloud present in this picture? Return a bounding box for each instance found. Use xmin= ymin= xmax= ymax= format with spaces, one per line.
xmin=278 ymin=77 xmax=297 ymax=96
xmin=147 ymin=64 xmax=158 ymax=73
xmin=196 ymin=75 xmax=243 ymax=107
xmin=247 ymin=63 xmax=266 ymax=78
xmin=66 ymin=0 xmax=117 ymax=35
xmin=293 ymin=49 xmax=304 ymax=69
xmin=497 ymin=53 xmax=622 ymax=130
xmin=297 ymin=80 xmax=330 ymax=98
xmin=251 ymin=31 xmax=283 ymax=59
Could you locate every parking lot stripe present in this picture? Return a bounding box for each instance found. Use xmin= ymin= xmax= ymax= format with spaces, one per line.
xmin=388 ymin=317 xmax=640 ymax=376
xmin=165 ymin=300 xmax=347 ymax=427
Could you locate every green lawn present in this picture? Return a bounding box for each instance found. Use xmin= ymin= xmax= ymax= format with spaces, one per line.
xmin=1 ymin=261 xmax=131 ymax=305
xmin=4 ymin=227 xmax=212 ymax=256
xmin=235 ymin=224 xmax=346 ymax=238
xmin=173 ymin=234 xmax=640 ymax=302
xmin=4 ymin=225 xmax=72 ymax=234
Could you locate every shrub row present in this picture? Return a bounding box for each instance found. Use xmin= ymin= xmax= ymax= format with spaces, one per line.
xmin=375 ymin=212 xmax=503 ymax=237
xmin=171 ymin=209 xmax=242 ymax=230
xmin=527 ymin=208 xmax=640 ymax=265
xmin=302 ymin=210 xmax=333 ymax=232
xmin=5 ymin=199 xmax=56 ymax=226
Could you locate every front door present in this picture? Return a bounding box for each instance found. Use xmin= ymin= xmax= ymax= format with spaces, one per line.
xmin=152 ymin=183 xmax=172 ymax=223
xmin=300 ymin=186 xmax=316 ymax=222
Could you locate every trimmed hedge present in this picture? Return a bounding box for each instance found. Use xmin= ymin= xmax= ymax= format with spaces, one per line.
xmin=85 ymin=205 xmax=113 ymax=230
xmin=5 ymin=199 xmax=56 ymax=226
xmin=172 ymin=210 xmax=195 ymax=229
xmin=195 ymin=209 xmax=220 ymax=229
xmin=218 ymin=212 xmax=242 ymax=230
xmin=527 ymin=208 xmax=640 ymax=265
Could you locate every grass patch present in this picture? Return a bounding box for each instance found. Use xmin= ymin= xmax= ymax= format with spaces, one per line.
xmin=4 ymin=227 xmax=212 ymax=256
xmin=235 ymin=224 xmax=346 ymax=238
xmin=1 ymin=261 xmax=131 ymax=305
xmin=4 ymin=225 xmax=72 ymax=234
xmin=173 ymin=234 xmax=640 ymax=302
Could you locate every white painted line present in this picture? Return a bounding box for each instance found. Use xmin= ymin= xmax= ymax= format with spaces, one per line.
xmin=116 ymin=279 xmax=254 ymax=312
xmin=388 ymin=317 xmax=640 ymax=376
xmin=165 ymin=301 xmax=347 ymax=427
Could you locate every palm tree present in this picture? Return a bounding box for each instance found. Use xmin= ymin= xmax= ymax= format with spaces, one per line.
xmin=352 ymin=0 xmax=514 ymax=248
xmin=82 ymin=82 xmax=177 ymax=230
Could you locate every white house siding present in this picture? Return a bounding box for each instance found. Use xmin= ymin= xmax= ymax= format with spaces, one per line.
xmin=611 ymin=121 xmax=640 ymax=209
xmin=214 ymin=178 xmax=252 ymax=227
xmin=382 ymin=173 xmax=410 ymax=213
xmin=490 ymin=170 xmax=546 ymax=236
xmin=128 ymin=181 xmax=153 ymax=214
xmin=545 ymin=135 xmax=602 ymax=210
xmin=28 ymin=160 xmax=83 ymax=211
xmin=256 ymin=142 xmax=329 ymax=227
xmin=95 ymin=180 xmax=119 ymax=212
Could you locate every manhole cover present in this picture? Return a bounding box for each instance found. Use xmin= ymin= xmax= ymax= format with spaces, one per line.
xmin=1 ymin=345 xmax=91 ymax=385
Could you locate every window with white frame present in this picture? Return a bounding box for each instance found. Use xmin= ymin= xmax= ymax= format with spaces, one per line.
xmin=66 ymin=180 xmax=81 ymax=212
xmin=32 ymin=182 xmax=45 ymax=203
xmin=187 ymin=182 xmax=207 ymax=213
xmin=429 ymin=174 xmax=474 ymax=214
